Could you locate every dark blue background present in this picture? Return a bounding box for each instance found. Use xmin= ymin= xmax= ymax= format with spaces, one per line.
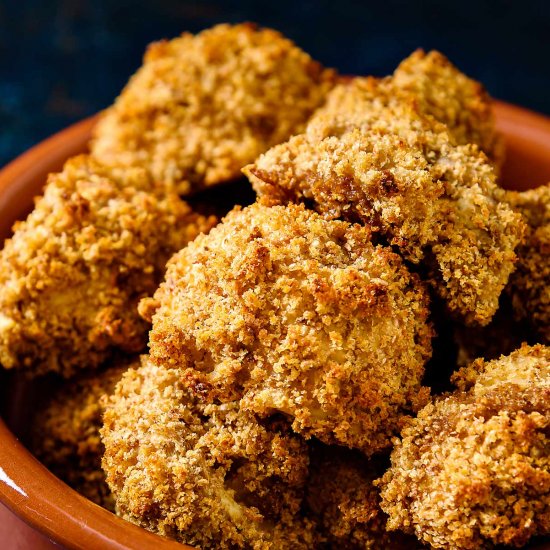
xmin=1 ymin=0 xmax=549 ymax=167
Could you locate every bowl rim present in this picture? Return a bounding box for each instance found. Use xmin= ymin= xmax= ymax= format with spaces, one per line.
xmin=0 ymin=101 xmax=549 ymax=550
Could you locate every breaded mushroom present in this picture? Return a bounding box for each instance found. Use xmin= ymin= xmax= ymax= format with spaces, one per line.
xmin=101 ymin=357 xmax=316 ymax=549
xmin=503 ymin=184 xmax=550 ymax=342
xmin=315 ymin=49 xmax=503 ymax=166
xmin=393 ymin=51 xmax=502 ymax=164
xmin=141 ymin=202 xmax=432 ymax=454
xmin=91 ymin=23 xmax=336 ymax=195
xmin=378 ymin=345 xmax=550 ymax=549
xmin=246 ymin=103 xmax=524 ymax=325
xmin=30 ymin=358 xmax=135 ymax=510
xmin=0 ymin=155 xmax=216 ymax=377
xmin=451 ymin=342 xmax=550 ymax=394
xmin=306 ymin=445 xmax=421 ymax=549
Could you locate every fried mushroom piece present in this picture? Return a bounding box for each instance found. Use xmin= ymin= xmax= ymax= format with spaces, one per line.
xmin=101 ymin=358 xmax=316 ymax=549
xmin=503 ymin=184 xmax=550 ymax=342
xmin=91 ymin=23 xmax=336 ymax=195
xmin=451 ymin=342 xmax=550 ymax=394
xmin=306 ymin=445 xmax=422 ymax=549
xmin=0 ymin=155 xmax=216 ymax=377
xmin=379 ymin=345 xmax=550 ymax=550
xmin=246 ymin=102 xmax=524 ymax=326
xmin=315 ymin=50 xmax=503 ymax=166
xmin=141 ymin=202 xmax=432 ymax=454
xmin=393 ymin=51 xmax=503 ymax=164
xmin=30 ymin=358 xmax=135 ymax=510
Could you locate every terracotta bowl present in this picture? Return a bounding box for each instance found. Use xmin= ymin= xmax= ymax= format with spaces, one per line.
xmin=0 ymin=102 xmax=549 ymax=549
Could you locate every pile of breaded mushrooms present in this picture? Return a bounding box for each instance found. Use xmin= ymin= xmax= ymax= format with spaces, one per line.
xmin=0 ymin=23 xmax=548 ymax=550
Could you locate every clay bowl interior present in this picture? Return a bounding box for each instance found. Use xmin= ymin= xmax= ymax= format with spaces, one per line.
xmin=0 ymin=101 xmax=550 ymax=549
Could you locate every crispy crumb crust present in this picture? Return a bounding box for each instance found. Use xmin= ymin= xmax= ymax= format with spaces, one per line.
xmin=451 ymin=343 xmax=550 ymax=394
xmin=0 ymin=155 xmax=217 ymax=377
xmin=91 ymin=23 xmax=336 ymax=195
xmin=306 ymin=445 xmax=422 ymax=549
xmin=315 ymin=50 xmax=503 ymax=166
xmin=246 ymin=100 xmax=524 ymax=326
xmin=142 ymin=202 xmax=432 ymax=453
xmin=30 ymin=358 xmax=135 ymax=510
xmin=393 ymin=50 xmax=503 ymax=165
xmin=379 ymin=345 xmax=550 ymax=550
xmin=101 ymin=357 xmax=316 ymax=549
xmin=502 ymin=184 xmax=550 ymax=342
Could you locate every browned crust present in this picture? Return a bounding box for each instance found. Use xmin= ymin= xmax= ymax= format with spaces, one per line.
xmin=91 ymin=23 xmax=336 ymax=194
xmin=306 ymin=445 xmax=423 ymax=549
xmin=379 ymin=345 xmax=550 ymax=549
xmin=502 ymin=184 xmax=550 ymax=342
xmin=30 ymin=358 xmax=136 ymax=509
xmin=314 ymin=49 xmax=504 ymax=166
xmin=144 ymin=202 xmax=432 ymax=453
xmin=246 ymin=99 xmax=524 ymax=325
xmin=101 ymin=357 xmax=316 ymax=549
xmin=0 ymin=155 xmax=217 ymax=376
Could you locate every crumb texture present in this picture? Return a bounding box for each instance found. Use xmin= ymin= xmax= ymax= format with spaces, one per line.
xmin=2 ymin=33 xmax=546 ymax=550
xmin=0 ymin=155 xmax=216 ymax=376
xmin=503 ymin=184 xmax=550 ymax=342
xmin=379 ymin=345 xmax=550 ymax=550
xmin=306 ymin=445 xmax=422 ymax=549
xmin=145 ymin=202 xmax=432 ymax=453
xmin=91 ymin=23 xmax=336 ymax=194
xmin=101 ymin=357 xmax=316 ymax=549
xmin=30 ymin=358 xmax=135 ymax=509
xmin=247 ymin=95 xmax=523 ymax=325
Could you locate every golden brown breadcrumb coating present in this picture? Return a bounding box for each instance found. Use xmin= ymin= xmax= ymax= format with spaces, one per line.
xmin=306 ymin=445 xmax=421 ymax=549
xmin=91 ymin=23 xmax=336 ymax=195
xmin=393 ymin=50 xmax=504 ymax=165
xmin=315 ymin=49 xmax=503 ymax=165
xmin=379 ymin=345 xmax=550 ymax=550
xmin=0 ymin=155 xmax=216 ymax=377
xmin=246 ymin=101 xmax=524 ymax=325
xmin=142 ymin=202 xmax=432 ymax=454
xmin=451 ymin=342 xmax=550 ymax=394
xmin=30 ymin=358 xmax=135 ymax=510
xmin=101 ymin=357 xmax=316 ymax=549
xmin=503 ymin=184 xmax=550 ymax=342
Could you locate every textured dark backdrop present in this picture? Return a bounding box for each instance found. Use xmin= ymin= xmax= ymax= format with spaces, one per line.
xmin=1 ymin=0 xmax=549 ymax=167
